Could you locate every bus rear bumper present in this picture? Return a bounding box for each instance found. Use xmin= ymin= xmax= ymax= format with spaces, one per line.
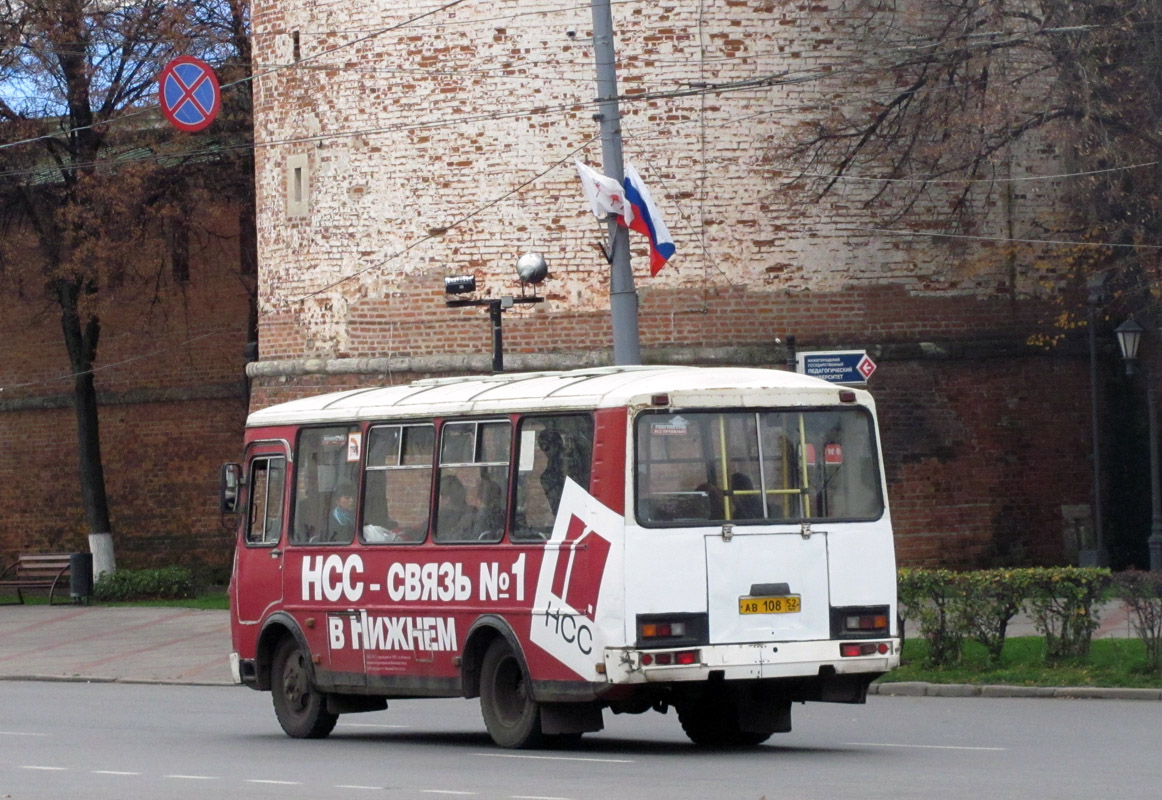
xmin=603 ymin=639 xmax=901 ymax=684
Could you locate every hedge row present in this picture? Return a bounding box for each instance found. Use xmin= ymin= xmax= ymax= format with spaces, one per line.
xmin=92 ymin=565 xmax=198 ymax=601
xmin=898 ymin=568 xmax=1162 ymax=672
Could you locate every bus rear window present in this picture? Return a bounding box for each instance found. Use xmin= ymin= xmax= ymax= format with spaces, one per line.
xmin=634 ymin=409 xmax=883 ymax=524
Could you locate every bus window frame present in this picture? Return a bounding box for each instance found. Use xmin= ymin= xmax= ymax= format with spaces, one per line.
xmin=434 ymin=417 xmax=513 ymax=544
xmin=244 ymin=454 xmax=287 ymax=548
xmin=288 ymin=423 xmax=363 ymax=547
xmin=512 ymin=411 xmax=595 ymax=543
xmin=632 ymin=405 xmax=885 ymax=528
xmin=360 ymin=421 xmax=436 ymax=545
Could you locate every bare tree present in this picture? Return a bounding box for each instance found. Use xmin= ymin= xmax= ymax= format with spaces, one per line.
xmin=787 ymin=0 xmax=1162 ymax=309
xmin=0 ymin=0 xmax=252 ymax=574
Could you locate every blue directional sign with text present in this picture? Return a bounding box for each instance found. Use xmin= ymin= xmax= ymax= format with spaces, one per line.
xmin=796 ymin=350 xmax=877 ymax=384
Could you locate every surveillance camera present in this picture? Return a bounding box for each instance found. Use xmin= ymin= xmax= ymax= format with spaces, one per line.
xmin=566 ymin=27 xmax=577 ymax=38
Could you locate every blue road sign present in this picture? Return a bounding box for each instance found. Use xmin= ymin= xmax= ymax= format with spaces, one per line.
xmin=796 ymin=350 xmax=877 ymax=384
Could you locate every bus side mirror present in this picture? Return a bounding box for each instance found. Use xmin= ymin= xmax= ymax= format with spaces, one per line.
xmin=220 ymin=463 xmax=242 ymax=514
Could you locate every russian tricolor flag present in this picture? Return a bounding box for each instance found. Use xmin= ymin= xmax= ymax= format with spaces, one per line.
xmin=621 ymin=163 xmax=675 ymax=276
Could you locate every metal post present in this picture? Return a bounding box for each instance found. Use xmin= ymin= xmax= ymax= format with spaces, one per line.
xmin=590 ymin=0 xmax=641 ymax=365
xmin=1148 ymin=371 xmax=1162 ymax=570
xmin=489 ymin=300 xmax=504 ymax=373
xmin=1086 ymin=303 xmax=1106 ymax=565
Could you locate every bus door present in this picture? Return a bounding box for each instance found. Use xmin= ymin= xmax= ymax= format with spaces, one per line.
xmin=235 ymin=442 xmax=290 ymax=625
xmin=704 ymin=528 xmax=831 ymax=646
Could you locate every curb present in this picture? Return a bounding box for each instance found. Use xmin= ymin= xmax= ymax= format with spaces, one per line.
xmin=871 ymin=682 xmax=1162 ymax=701
xmin=0 ymin=674 xmax=234 ymax=687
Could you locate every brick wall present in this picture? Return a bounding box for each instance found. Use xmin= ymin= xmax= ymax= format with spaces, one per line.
xmin=244 ymin=0 xmax=1104 ymax=567
xmin=0 ymin=204 xmax=252 ymax=574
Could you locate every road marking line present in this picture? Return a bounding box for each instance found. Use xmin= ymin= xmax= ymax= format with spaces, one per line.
xmin=422 ymin=792 xmax=477 ymax=796
xmin=475 ymin=753 xmax=634 ymax=764
xmin=165 ymin=774 xmax=218 ymax=780
xmin=94 ymin=770 xmax=141 ymax=776
xmin=336 ymin=785 xmax=385 ymax=790
xmin=845 ymin=742 xmax=1007 ymax=751
xmin=21 ymin=766 xmax=67 ymax=771
xmin=339 ymin=722 xmax=408 ymax=729
xmin=512 ymin=795 xmax=574 ymax=799
xmin=249 ymin=779 xmax=303 ymax=785
xmin=0 ymin=731 xmax=49 ymax=737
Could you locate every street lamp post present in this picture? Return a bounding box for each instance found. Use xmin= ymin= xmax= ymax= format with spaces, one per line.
xmin=443 ymin=254 xmax=548 ymax=373
xmin=1116 ymin=319 xmax=1162 ymax=571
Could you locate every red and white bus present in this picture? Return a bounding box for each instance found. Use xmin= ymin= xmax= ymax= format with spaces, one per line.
xmin=223 ymin=365 xmax=899 ymax=748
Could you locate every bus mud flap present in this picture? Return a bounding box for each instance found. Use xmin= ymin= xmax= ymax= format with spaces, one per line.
xmin=540 ymin=702 xmax=605 ymax=735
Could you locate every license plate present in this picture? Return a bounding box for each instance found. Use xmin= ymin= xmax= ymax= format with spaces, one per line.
xmin=739 ymin=595 xmax=801 ymax=615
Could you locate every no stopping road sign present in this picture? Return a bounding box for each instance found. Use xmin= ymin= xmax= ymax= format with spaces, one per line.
xmin=159 ymin=56 xmax=221 ymax=132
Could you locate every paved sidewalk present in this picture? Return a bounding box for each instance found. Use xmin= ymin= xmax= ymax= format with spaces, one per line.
xmin=0 ymin=605 xmax=233 ymax=685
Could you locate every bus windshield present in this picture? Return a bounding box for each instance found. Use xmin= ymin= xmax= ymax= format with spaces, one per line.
xmin=635 ymin=408 xmax=883 ymax=524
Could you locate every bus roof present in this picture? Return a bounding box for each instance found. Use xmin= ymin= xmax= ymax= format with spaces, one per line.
xmin=246 ymin=365 xmax=869 ymax=428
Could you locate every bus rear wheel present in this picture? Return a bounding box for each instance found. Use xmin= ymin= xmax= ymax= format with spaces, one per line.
xmin=479 ymin=638 xmax=543 ymax=748
xmin=272 ymin=637 xmax=338 ymax=739
xmin=677 ymin=699 xmax=773 ymax=747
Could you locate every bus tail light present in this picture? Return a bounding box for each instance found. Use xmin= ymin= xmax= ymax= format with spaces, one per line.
xmin=636 ymin=613 xmax=707 ymax=647
xmin=641 ymin=649 xmax=700 ymax=667
xmin=845 ymin=613 xmax=889 ymax=632
xmin=641 ymin=621 xmax=686 ymax=638
xmin=831 ymin=605 xmax=891 ymax=638
xmin=841 ymin=642 xmax=890 ymax=657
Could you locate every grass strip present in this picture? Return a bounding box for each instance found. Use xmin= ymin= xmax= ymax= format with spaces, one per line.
xmin=882 ymin=637 xmax=1162 ymax=688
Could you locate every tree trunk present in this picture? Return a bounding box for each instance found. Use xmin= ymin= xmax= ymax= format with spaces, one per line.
xmin=58 ymin=280 xmax=115 ymax=576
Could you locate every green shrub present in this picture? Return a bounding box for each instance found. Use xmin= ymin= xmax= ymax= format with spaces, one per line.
xmin=898 ymin=567 xmax=1113 ymax=668
xmin=1113 ymin=570 xmax=1162 ymax=673
xmin=897 ymin=568 xmax=972 ymax=666
xmin=1022 ymin=567 xmax=1111 ymax=662
xmin=959 ymin=569 xmax=1032 ymax=666
xmin=93 ymin=566 xmax=197 ymax=601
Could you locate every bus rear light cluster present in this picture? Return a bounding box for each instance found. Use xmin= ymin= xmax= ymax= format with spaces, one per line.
xmin=844 ymin=613 xmax=889 ymax=633
xmin=840 ymin=642 xmax=890 ymax=658
xmin=641 ymin=621 xmax=686 ymax=638
xmin=635 ymin=613 xmax=707 ymax=647
xmin=641 ymin=649 xmax=700 ymax=667
xmin=831 ymin=605 xmax=891 ymax=638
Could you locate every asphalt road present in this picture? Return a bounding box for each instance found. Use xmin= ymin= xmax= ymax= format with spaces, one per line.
xmin=2 ymin=681 xmax=1159 ymax=800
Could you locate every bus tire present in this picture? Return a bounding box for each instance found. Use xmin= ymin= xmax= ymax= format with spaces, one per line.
xmin=271 ymin=637 xmax=338 ymax=739
xmin=677 ymin=700 xmax=772 ymax=747
xmin=479 ymin=637 xmax=543 ymax=749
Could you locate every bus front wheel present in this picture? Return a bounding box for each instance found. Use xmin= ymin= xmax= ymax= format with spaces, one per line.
xmin=271 ymin=637 xmax=338 ymax=739
xmin=479 ymin=638 xmax=543 ymax=748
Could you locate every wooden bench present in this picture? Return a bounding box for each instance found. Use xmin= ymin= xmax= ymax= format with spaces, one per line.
xmin=0 ymin=554 xmax=74 ymax=605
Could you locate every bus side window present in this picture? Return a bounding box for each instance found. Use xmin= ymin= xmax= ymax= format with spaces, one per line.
xmin=436 ymin=420 xmax=511 ymax=543
xmin=362 ymin=423 xmax=433 ymax=544
xmin=513 ymin=414 xmax=593 ymax=541
xmin=247 ymin=457 xmax=285 ymax=545
xmin=291 ymin=426 xmax=360 ymax=544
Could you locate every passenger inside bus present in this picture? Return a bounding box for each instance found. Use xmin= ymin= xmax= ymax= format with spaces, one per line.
xmin=436 ymin=474 xmax=476 ymax=541
xmin=695 ymin=482 xmax=725 ymax=519
xmin=729 ymin=472 xmax=764 ymax=519
xmin=327 ymin=485 xmax=357 ymax=542
xmin=472 ymin=474 xmax=505 ymax=539
xmin=361 ymin=486 xmax=401 ymax=543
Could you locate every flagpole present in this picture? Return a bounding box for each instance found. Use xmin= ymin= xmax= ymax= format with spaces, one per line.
xmin=590 ymin=0 xmax=642 ymax=366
